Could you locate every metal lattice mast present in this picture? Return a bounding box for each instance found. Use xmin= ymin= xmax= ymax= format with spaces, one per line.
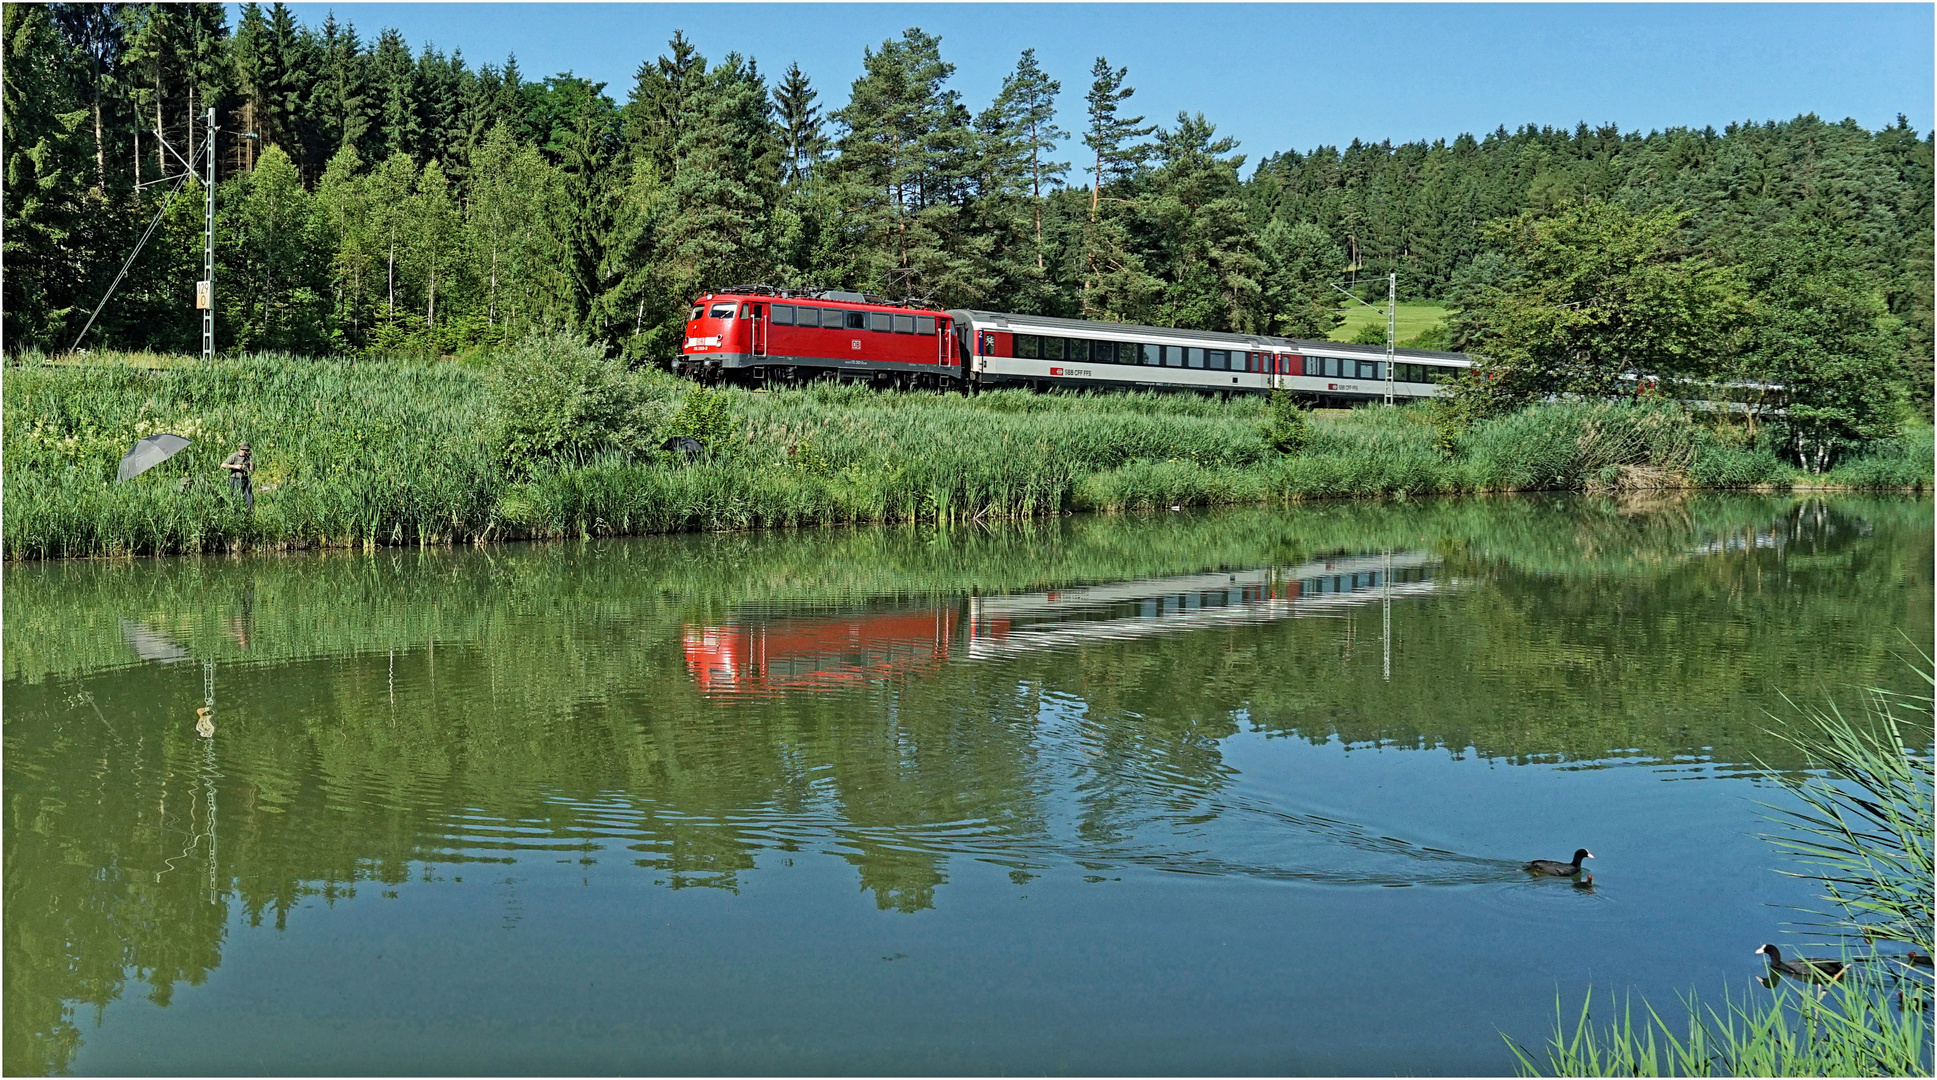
xmin=1384 ymin=273 xmax=1396 ymax=406
xmin=201 ymin=108 xmax=216 ymax=361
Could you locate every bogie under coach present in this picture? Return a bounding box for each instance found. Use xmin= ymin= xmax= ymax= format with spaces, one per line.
xmin=678 ymin=288 xmax=1469 ymax=404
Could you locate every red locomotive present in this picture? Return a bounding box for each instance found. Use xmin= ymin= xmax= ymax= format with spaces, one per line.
xmin=674 ymin=287 xmax=960 ymax=390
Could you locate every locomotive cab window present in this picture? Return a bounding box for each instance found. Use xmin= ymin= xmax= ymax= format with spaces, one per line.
xmin=772 ymin=304 xmax=795 ymax=325
xmin=710 ymin=303 xmax=736 ymax=319
xmin=689 ymin=307 xmax=703 ymax=322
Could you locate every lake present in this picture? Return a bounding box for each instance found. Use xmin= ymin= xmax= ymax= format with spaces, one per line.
xmin=4 ymin=494 xmax=1930 ymax=1076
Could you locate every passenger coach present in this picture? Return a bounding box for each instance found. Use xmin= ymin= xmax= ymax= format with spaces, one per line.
xmin=947 ymin=309 xmax=1469 ymax=404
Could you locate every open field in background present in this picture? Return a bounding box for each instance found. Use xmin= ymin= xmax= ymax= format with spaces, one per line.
xmin=3 ymin=351 xmax=1928 ymax=559
xmin=1329 ymin=301 xmax=1453 ymax=344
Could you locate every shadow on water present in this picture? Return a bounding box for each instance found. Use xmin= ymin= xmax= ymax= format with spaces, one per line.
xmin=3 ymin=493 xmax=1930 ymax=1074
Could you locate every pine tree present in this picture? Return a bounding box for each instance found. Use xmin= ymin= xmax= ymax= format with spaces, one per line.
xmin=1078 ymin=58 xmax=1157 ymax=319
xmin=832 ymin=28 xmax=982 ymax=302
xmin=559 ymin=80 xmax=615 ymax=330
xmin=4 ymin=3 xmax=94 ymax=349
xmin=1148 ymin=112 xmax=1262 ymax=332
xmin=50 ymin=2 xmax=128 ymax=192
xmin=773 ymin=61 xmax=825 ymax=186
xmin=309 ymin=12 xmax=369 ymax=158
xmin=368 ymin=27 xmax=418 ymax=163
xmin=620 ymin=31 xmax=706 ymax=175
xmin=1081 ymin=58 xmax=1154 ymax=217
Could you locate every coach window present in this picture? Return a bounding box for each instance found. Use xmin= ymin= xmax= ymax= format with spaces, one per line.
xmin=916 ymin=316 xmax=936 ymax=335
xmin=1069 ymin=340 xmax=1090 ymax=362
xmin=1015 ymin=334 xmax=1040 ymax=359
xmin=1141 ymin=343 xmax=1159 ymax=365
xmin=1184 ymin=347 xmax=1203 ymax=368
xmin=772 ymin=304 xmax=796 ymax=325
xmin=1205 ymin=350 xmax=1223 ymax=370
xmin=1044 ymin=337 xmax=1066 ymax=360
xmin=710 ymin=303 xmax=736 ymax=319
xmin=1093 ymin=341 xmax=1115 ymax=364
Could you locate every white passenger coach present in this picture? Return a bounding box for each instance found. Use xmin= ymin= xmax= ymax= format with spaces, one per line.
xmin=946 ymin=309 xmax=1470 ymax=403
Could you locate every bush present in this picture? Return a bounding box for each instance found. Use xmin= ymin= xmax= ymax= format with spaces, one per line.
xmin=665 ymin=385 xmax=737 ymax=454
xmin=1262 ymin=390 xmax=1312 ymax=454
xmin=487 ymin=333 xmax=666 ymax=478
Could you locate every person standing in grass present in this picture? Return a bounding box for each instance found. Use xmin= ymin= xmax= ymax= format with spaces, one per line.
xmin=221 ymin=442 xmax=254 ymax=509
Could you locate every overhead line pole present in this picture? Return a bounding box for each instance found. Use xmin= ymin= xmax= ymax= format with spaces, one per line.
xmin=202 ymin=108 xmax=216 ymax=361
xmin=1327 ymin=274 xmax=1402 ymax=407
xmin=1385 ymin=273 xmax=1396 ymax=407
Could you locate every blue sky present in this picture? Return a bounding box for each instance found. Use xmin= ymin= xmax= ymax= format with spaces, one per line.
xmin=282 ymin=3 xmax=1933 ymax=170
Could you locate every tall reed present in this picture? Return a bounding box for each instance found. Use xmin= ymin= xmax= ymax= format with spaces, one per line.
xmin=4 ymin=352 xmax=1926 ymax=559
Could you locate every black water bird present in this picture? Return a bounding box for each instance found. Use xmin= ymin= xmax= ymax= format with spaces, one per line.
xmin=1572 ymin=872 xmax=1596 ymax=892
xmin=1524 ymin=849 xmax=1593 ymax=876
xmin=1755 ymin=944 xmax=1847 ymax=984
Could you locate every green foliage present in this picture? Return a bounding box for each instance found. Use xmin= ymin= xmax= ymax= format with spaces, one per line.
xmin=488 ymin=332 xmax=664 ymax=477
xmin=1452 ymin=201 xmax=1750 ymax=412
xmin=665 ymin=383 xmax=735 ymax=451
xmin=1262 ymin=389 xmax=1311 ymax=454
xmin=1734 ymin=224 xmax=1906 ymax=472
xmin=1351 ymin=321 xmax=1387 ymax=346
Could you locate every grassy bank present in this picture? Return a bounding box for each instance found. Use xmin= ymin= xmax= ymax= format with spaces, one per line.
xmin=4 ymin=349 xmax=1928 ymax=559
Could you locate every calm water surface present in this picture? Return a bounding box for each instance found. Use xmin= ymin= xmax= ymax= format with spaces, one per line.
xmin=5 ymin=495 xmax=1931 ymax=1075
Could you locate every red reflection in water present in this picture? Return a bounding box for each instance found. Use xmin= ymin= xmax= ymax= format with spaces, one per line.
xmin=683 ymin=607 xmax=959 ymax=695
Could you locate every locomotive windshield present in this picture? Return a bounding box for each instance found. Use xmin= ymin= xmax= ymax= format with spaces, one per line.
xmin=709 ymin=303 xmax=736 ymax=319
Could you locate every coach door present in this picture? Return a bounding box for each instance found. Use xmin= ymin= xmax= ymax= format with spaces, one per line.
xmin=748 ymin=303 xmax=767 ymax=356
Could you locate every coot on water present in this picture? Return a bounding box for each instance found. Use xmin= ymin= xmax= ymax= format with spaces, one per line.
xmin=1524 ymin=849 xmax=1593 ymax=876
xmin=1755 ymin=944 xmax=1847 ymax=984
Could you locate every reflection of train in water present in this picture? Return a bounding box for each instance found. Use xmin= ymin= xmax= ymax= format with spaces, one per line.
xmin=682 ymin=553 xmax=1442 ymax=695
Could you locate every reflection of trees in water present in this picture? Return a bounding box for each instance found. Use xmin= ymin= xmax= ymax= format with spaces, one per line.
xmin=3 ymin=495 xmax=1929 ymax=1074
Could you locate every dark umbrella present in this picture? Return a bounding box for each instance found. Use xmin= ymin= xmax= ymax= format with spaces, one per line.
xmin=116 ymin=433 xmax=191 ymax=482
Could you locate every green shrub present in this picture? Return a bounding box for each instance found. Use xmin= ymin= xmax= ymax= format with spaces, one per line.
xmin=665 ymin=385 xmax=737 ymax=453
xmin=488 ymin=333 xmax=665 ymax=478
xmin=1262 ymin=390 xmax=1312 ymax=454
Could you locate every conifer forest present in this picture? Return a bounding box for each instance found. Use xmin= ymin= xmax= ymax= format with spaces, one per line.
xmin=4 ymin=2 xmax=1931 ymax=420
